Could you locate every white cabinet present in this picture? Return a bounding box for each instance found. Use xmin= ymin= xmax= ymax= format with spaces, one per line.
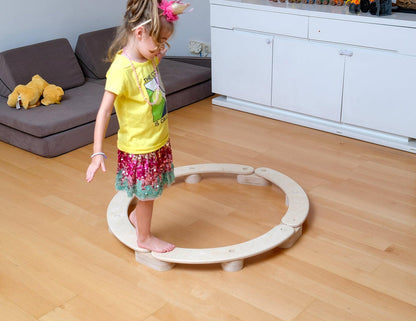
xmin=211 ymin=27 xmax=273 ymax=106
xmin=342 ymin=48 xmax=416 ymax=138
xmin=272 ymin=37 xmax=345 ymax=122
xmin=210 ymin=0 xmax=416 ymax=153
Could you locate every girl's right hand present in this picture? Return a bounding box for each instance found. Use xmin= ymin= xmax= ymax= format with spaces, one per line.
xmin=86 ymin=155 xmax=107 ymax=183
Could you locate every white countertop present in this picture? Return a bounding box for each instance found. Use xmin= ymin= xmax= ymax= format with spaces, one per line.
xmin=210 ymin=0 xmax=416 ymax=28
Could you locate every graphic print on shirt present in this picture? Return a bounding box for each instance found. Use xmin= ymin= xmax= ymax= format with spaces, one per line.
xmin=144 ymin=71 xmax=167 ymax=126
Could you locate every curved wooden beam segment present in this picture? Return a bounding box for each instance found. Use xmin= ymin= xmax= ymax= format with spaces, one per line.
xmin=255 ymin=167 xmax=309 ymax=228
xmin=152 ymin=224 xmax=294 ymax=264
xmin=174 ymin=163 xmax=254 ymax=178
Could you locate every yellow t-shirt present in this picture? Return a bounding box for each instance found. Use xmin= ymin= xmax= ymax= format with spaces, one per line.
xmin=105 ymin=52 xmax=169 ymax=154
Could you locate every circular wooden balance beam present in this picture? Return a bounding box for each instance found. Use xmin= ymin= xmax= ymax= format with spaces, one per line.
xmin=107 ymin=164 xmax=309 ymax=272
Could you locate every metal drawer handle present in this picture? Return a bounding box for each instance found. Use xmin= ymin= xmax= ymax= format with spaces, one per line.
xmin=339 ymin=49 xmax=353 ymax=57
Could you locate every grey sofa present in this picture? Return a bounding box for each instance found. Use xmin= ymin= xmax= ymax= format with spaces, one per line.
xmin=0 ymin=26 xmax=212 ymax=157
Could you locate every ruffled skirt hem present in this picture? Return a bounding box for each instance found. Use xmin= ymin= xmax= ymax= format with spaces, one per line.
xmin=115 ymin=141 xmax=175 ymax=200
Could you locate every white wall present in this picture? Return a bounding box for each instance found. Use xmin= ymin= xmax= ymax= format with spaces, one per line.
xmin=0 ymin=0 xmax=124 ymax=52
xmin=0 ymin=0 xmax=210 ymax=56
xmin=168 ymin=1 xmax=211 ymax=56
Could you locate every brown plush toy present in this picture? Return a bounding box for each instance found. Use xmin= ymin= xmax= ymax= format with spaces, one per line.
xmin=7 ymin=74 xmax=64 ymax=109
xmin=7 ymin=74 xmax=49 ymax=109
xmin=41 ymin=84 xmax=64 ymax=106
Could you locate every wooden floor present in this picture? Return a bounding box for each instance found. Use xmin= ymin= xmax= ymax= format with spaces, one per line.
xmin=1 ymin=97 xmax=415 ymax=321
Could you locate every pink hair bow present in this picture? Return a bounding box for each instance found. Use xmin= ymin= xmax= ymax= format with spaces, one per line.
xmin=159 ymin=0 xmax=191 ymax=22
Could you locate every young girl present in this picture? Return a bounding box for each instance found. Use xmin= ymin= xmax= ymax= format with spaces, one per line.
xmin=86 ymin=0 xmax=189 ymax=253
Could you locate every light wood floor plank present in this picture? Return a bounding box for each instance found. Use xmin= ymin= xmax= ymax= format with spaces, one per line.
xmin=0 ymin=297 xmax=38 ymax=321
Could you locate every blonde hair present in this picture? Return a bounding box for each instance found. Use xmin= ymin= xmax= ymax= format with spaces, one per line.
xmin=107 ymin=0 xmax=174 ymax=61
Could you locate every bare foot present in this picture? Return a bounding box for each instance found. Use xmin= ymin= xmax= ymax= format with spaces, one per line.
xmin=137 ymin=236 xmax=175 ymax=253
xmin=128 ymin=210 xmax=175 ymax=253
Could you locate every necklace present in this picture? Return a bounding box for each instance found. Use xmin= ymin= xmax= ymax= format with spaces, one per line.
xmin=123 ymin=49 xmax=160 ymax=106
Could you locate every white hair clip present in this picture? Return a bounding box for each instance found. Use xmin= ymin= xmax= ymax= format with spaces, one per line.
xmin=131 ymin=19 xmax=152 ymax=31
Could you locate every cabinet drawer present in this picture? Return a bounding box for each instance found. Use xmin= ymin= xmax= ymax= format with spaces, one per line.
xmin=211 ymin=4 xmax=308 ymax=38
xmin=309 ymin=17 xmax=416 ymax=56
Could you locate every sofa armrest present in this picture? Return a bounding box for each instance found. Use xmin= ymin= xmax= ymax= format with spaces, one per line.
xmin=165 ymin=56 xmax=211 ymax=69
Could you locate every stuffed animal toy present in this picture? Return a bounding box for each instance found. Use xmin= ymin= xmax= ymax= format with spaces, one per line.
xmin=349 ymin=0 xmax=361 ymax=12
xmin=41 ymin=84 xmax=64 ymax=106
xmin=7 ymin=75 xmax=49 ymax=109
xmin=7 ymin=74 xmax=64 ymax=109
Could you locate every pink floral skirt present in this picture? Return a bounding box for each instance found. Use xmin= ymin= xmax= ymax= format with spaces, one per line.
xmin=115 ymin=141 xmax=175 ymax=200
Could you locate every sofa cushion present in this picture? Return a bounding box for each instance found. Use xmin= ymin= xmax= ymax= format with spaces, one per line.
xmin=0 ymin=38 xmax=85 ymax=98
xmin=0 ymin=113 xmax=119 ymax=158
xmin=0 ymin=80 xmax=105 ymax=138
xmin=75 ymin=27 xmax=117 ymax=79
xmin=159 ymin=59 xmax=211 ymax=96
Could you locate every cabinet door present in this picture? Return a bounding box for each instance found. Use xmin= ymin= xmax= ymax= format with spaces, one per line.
xmin=342 ymin=48 xmax=416 ymax=138
xmin=272 ymin=37 xmax=345 ymax=122
xmin=211 ymin=27 xmax=273 ymax=106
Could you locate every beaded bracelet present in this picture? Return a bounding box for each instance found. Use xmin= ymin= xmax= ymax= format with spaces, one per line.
xmin=91 ymin=152 xmax=107 ymax=159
